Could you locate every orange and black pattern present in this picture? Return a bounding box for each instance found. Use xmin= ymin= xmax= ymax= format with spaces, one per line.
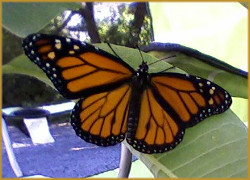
xmin=23 ymin=34 xmax=232 ymax=154
xmin=126 ymin=88 xmax=185 ymax=153
xmin=71 ymin=84 xmax=131 ymax=146
xmin=23 ymin=34 xmax=134 ymax=99
xmin=151 ymin=73 xmax=231 ymax=127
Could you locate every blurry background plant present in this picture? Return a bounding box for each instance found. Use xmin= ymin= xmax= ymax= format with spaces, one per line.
xmin=2 ymin=2 xmax=248 ymax=178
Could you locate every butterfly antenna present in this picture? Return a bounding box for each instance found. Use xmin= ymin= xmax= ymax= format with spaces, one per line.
xmin=147 ymin=54 xmax=177 ymax=66
xmin=158 ymin=66 xmax=176 ymax=73
xmin=136 ymin=45 xmax=145 ymax=63
xmin=106 ymin=42 xmax=123 ymax=59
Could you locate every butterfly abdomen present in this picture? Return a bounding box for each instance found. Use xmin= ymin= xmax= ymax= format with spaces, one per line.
xmin=126 ymin=90 xmax=142 ymax=142
xmin=126 ymin=71 xmax=151 ymax=146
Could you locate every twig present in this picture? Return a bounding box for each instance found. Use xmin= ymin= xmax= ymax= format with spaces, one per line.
xmin=118 ymin=143 xmax=132 ymax=178
xmin=2 ymin=117 xmax=23 ymax=177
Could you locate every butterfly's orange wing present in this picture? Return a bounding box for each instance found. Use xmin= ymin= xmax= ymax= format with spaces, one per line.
xmin=151 ymin=73 xmax=232 ymax=127
xmin=23 ymin=34 xmax=134 ymax=99
xmin=71 ymin=84 xmax=132 ymax=145
xmin=127 ymin=88 xmax=185 ymax=153
xmin=127 ymin=73 xmax=232 ymax=153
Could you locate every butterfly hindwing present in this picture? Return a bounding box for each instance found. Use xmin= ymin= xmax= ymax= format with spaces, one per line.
xmin=71 ymin=84 xmax=132 ymax=146
xmin=126 ymin=88 xmax=185 ymax=154
xmin=22 ymin=34 xmax=134 ymax=99
xmin=151 ymin=73 xmax=232 ymax=128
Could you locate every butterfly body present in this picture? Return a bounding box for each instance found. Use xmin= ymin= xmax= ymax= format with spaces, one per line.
xmin=126 ymin=66 xmax=149 ymax=145
xmin=23 ymin=34 xmax=232 ymax=154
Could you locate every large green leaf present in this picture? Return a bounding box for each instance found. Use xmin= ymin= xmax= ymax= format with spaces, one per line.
xmin=127 ymin=110 xmax=247 ymax=178
xmin=2 ymin=2 xmax=81 ymax=37
xmin=2 ymin=54 xmax=53 ymax=87
xmin=4 ymin=43 xmax=247 ymax=178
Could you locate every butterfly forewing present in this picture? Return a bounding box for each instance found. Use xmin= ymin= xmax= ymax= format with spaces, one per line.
xmin=71 ymin=84 xmax=132 ymax=146
xmin=151 ymin=73 xmax=232 ymax=128
xmin=22 ymin=34 xmax=134 ymax=99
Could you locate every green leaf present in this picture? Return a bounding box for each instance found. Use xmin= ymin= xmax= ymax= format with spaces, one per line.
xmin=2 ymin=54 xmax=54 ymax=88
xmin=239 ymin=2 xmax=248 ymax=8
xmin=2 ymin=2 xmax=81 ymax=37
xmin=5 ymin=43 xmax=247 ymax=178
xmin=95 ymin=44 xmax=187 ymax=75
xmin=126 ymin=110 xmax=247 ymax=178
xmin=230 ymin=97 xmax=248 ymax=122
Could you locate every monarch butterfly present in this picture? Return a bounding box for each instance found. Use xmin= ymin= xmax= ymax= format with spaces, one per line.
xmin=23 ymin=34 xmax=232 ymax=154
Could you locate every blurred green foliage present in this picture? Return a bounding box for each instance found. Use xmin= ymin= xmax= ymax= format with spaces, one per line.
xmin=98 ymin=4 xmax=153 ymax=47
xmin=2 ymin=28 xmax=23 ymax=65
